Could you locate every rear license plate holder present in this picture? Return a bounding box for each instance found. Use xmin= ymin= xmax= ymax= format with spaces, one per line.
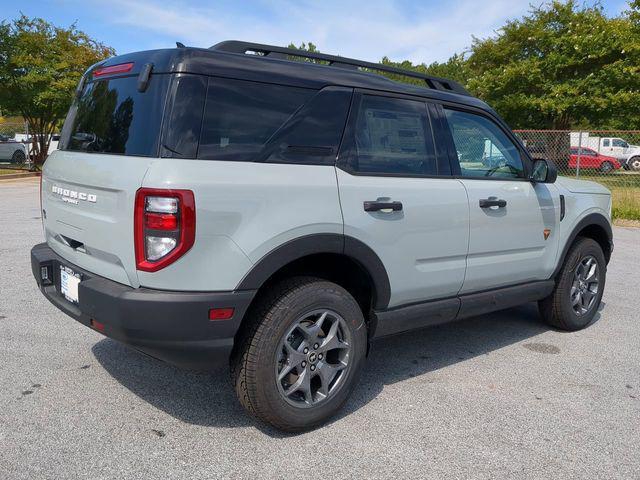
xmin=59 ymin=265 xmax=82 ymax=304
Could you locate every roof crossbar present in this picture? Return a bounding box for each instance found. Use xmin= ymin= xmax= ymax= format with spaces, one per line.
xmin=210 ymin=40 xmax=469 ymax=96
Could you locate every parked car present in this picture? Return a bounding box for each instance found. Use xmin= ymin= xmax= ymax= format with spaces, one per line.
xmin=0 ymin=134 xmax=28 ymax=163
xmin=13 ymin=133 xmax=60 ymax=157
xmin=31 ymin=41 xmax=613 ymax=431
xmin=569 ymin=147 xmax=621 ymax=173
xmin=571 ymin=133 xmax=640 ymax=171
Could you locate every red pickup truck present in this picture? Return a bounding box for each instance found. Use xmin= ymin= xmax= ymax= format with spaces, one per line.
xmin=569 ymin=147 xmax=621 ymax=173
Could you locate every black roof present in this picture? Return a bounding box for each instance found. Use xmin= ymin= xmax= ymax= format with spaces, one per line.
xmin=92 ymin=41 xmax=490 ymax=111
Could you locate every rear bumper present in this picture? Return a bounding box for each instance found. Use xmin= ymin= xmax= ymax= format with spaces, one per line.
xmin=31 ymin=243 xmax=255 ymax=370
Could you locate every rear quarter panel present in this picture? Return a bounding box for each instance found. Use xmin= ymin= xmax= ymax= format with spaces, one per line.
xmin=139 ymin=159 xmax=343 ymax=291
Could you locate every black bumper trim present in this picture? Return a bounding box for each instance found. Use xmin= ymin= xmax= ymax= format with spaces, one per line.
xmin=31 ymin=243 xmax=256 ymax=370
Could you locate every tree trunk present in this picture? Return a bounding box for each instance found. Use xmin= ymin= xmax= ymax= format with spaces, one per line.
xmin=25 ymin=118 xmax=54 ymax=168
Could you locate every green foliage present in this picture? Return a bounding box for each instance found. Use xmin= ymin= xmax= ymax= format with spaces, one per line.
xmin=0 ymin=15 xmax=114 ymax=163
xmin=380 ymin=53 xmax=470 ymax=86
xmin=285 ymin=41 xmax=328 ymax=64
xmin=466 ymin=1 xmax=640 ymax=129
xmin=290 ymin=3 xmax=640 ymax=130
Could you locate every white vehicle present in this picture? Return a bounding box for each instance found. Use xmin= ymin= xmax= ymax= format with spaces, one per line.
xmin=14 ymin=133 xmax=60 ymax=157
xmin=571 ymin=133 xmax=640 ymax=170
xmin=600 ymin=137 xmax=640 ymax=170
xmin=0 ymin=134 xmax=28 ymax=163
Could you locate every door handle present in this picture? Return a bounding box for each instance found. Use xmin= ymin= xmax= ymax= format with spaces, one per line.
xmin=479 ymin=197 xmax=507 ymax=208
xmin=364 ymin=201 xmax=403 ymax=212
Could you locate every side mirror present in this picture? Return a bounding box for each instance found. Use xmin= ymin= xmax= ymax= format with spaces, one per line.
xmin=530 ymin=158 xmax=557 ymax=183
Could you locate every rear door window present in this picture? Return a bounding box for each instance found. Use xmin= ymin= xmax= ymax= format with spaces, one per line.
xmin=59 ymin=75 xmax=169 ymax=156
xmin=341 ymin=94 xmax=438 ymax=176
xmin=198 ymin=78 xmax=314 ymax=161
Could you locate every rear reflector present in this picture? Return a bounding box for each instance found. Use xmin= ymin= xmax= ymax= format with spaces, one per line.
xmin=145 ymin=212 xmax=178 ymax=230
xmin=209 ymin=308 xmax=234 ymax=321
xmin=90 ymin=319 xmax=106 ymax=332
xmin=93 ymin=62 xmax=134 ymax=77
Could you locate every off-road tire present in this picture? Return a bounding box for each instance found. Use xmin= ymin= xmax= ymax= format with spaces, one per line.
xmin=230 ymin=277 xmax=367 ymax=432
xmin=538 ymin=237 xmax=606 ymax=331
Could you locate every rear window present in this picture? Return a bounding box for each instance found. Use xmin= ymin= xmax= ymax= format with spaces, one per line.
xmin=59 ymin=75 xmax=169 ymax=156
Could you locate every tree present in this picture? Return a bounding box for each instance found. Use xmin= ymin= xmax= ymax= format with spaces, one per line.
xmin=0 ymin=15 xmax=114 ymax=165
xmin=288 ymin=1 xmax=640 ymax=130
xmin=466 ymin=1 xmax=640 ymax=130
xmin=380 ymin=53 xmax=470 ymax=87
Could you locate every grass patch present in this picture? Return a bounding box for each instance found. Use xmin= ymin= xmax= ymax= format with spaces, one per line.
xmin=0 ymin=168 xmax=32 ymax=175
xmin=611 ymin=188 xmax=640 ymax=221
xmin=570 ymin=172 xmax=640 ymax=220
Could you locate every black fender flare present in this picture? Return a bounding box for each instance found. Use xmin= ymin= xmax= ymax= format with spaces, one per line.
xmin=236 ymin=234 xmax=391 ymax=309
xmin=553 ymin=212 xmax=613 ymax=277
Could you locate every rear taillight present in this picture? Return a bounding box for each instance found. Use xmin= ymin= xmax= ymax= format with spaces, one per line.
xmin=134 ymin=188 xmax=195 ymax=272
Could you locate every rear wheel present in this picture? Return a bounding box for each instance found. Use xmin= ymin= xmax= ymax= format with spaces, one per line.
xmin=599 ymin=161 xmax=613 ymax=173
xmin=231 ymin=277 xmax=367 ymax=431
xmin=538 ymin=237 xmax=606 ymax=331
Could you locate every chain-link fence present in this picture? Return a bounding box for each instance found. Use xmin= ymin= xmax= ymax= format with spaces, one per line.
xmin=515 ymin=130 xmax=640 ymax=220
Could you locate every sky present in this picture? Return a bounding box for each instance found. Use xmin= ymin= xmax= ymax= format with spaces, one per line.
xmin=3 ymin=0 xmax=632 ymax=64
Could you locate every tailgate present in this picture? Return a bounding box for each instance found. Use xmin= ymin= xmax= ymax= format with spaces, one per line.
xmin=42 ymin=150 xmax=154 ymax=287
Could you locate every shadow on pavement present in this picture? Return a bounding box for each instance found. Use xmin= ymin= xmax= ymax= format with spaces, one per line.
xmin=93 ymin=302 xmax=569 ymax=435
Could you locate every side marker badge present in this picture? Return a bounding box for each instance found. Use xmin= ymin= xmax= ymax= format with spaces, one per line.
xmin=543 ymin=229 xmax=551 ymax=240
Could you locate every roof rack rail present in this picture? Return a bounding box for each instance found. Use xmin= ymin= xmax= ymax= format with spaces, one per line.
xmin=210 ymin=40 xmax=469 ymax=96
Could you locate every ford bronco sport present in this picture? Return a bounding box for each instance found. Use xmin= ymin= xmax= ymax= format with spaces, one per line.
xmin=31 ymin=41 xmax=613 ymax=431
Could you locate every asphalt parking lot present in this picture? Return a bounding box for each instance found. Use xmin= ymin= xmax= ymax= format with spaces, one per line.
xmin=1 ymin=177 xmax=639 ymax=479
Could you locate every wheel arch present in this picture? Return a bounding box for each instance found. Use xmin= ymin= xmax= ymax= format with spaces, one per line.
xmin=236 ymin=234 xmax=391 ymax=312
xmin=553 ymin=212 xmax=613 ymax=277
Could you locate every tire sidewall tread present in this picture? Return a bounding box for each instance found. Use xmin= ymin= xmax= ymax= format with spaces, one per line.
xmin=231 ymin=276 xmax=367 ymax=432
xmin=539 ymin=237 xmax=606 ymax=331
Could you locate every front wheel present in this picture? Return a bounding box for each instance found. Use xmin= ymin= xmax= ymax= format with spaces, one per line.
xmin=538 ymin=237 xmax=606 ymax=331
xmin=231 ymin=277 xmax=367 ymax=431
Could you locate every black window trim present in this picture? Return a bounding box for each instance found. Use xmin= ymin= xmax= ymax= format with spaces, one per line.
xmin=435 ymin=101 xmax=534 ymax=182
xmin=336 ymin=88 xmax=452 ymax=179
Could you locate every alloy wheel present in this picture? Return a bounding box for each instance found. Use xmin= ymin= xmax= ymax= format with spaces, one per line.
xmin=275 ymin=309 xmax=351 ymax=408
xmin=571 ymin=255 xmax=599 ymax=316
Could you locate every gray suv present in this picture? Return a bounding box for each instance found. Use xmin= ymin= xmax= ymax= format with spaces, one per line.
xmin=31 ymin=41 xmax=613 ymax=431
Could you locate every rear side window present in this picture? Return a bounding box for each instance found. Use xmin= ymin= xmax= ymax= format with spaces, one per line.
xmin=198 ymin=78 xmax=314 ymax=161
xmin=162 ymin=74 xmax=207 ymax=159
xmin=260 ymin=87 xmax=352 ymax=165
xmin=59 ymin=75 xmax=169 ymax=156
